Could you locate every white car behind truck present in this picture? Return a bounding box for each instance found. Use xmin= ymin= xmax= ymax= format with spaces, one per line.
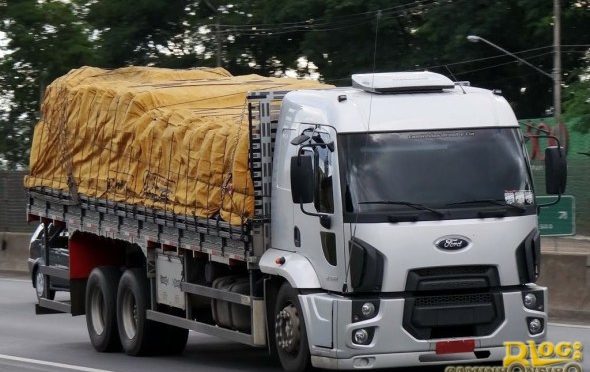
xmin=27 ymin=71 xmax=567 ymax=371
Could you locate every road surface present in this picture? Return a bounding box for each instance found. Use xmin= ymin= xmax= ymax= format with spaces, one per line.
xmin=1 ymin=274 xmax=588 ymax=372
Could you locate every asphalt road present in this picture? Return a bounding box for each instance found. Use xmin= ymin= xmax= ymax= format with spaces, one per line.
xmin=1 ymin=274 xmax=588 ymax=372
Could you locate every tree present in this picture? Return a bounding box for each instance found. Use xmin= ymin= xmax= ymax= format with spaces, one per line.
xmin=408 ymin=0 xmax=590 ymax=118
xmin=1 ymin=0 xmax=590 ymax=168
xmin=0 ymin=0 xmax=97 ymax=168
xmin=78 ymin=0 xmax=199 ymax=68
xmin=563 ymin=73 xmax=590 ymax=133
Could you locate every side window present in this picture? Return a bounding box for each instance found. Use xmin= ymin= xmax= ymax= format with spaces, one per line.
xmin=313 ymin=131 xmax=334 ymax=214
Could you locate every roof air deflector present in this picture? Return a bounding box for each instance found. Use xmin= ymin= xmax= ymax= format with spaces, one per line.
xmin=352 ymin=71 xmax=455 ymax=94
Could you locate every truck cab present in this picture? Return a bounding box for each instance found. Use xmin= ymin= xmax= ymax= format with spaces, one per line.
xmin=261 ymin=71 xmax=566 ymax=369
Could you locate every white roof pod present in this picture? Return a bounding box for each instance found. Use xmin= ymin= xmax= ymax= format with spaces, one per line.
xmin=351 ymin=71 xmax=455 ymax=93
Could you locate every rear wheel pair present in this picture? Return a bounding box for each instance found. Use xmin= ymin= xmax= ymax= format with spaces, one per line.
xmin=85 ymin=267 xmax=188 ymax=355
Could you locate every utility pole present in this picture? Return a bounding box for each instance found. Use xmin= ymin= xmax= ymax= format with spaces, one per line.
xmin=553 ymin=0 xmax=561 ymax=126
xmin=215 ymin=19 xmax=222 ymax=67
xmin=203 ymin=0 xmax=222 ymax=67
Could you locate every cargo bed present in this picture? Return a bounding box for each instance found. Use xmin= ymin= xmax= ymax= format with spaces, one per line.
xmin=26 ymin=91 xmax=286 ymax=264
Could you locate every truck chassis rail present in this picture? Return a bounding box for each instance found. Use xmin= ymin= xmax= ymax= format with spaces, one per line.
xmin=28 ymin=188 xmax=252 ymax=262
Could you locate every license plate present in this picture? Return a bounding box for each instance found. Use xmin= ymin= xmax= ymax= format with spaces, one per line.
xmin=435 ymin=339 xmax=475 ymax=354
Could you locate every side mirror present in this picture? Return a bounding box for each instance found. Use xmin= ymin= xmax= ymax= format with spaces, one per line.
xmin=544 ymin=146 xmax=567 ymax=195
xmin=290 ymin=155 xmax=314 ymax=203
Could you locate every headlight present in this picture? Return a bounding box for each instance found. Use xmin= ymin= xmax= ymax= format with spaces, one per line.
xmin=361 ymin=302 xmax=375 ymax=317
xmin=522 ymin=290 xmax=544 ymax=311
xmin=352 ymin=300 xmax=379 ymax=322
xmin=524 ymin=293 xmax=537 ymax=309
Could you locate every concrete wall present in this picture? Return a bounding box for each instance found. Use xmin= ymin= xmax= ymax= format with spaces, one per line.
xmin=0 ymin=232 xmax=30 ymax=273
xmin=538 ymin=252 xmax=590 ymax=322
xmin=1 ymin=231 xmax=589 ymax=322
xmin=0 ymin=170 xmax=35 ymax=234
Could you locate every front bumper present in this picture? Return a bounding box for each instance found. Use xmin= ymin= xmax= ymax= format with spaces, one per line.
xmin=312 ymin=347 xmax=507 ymax=370
xmin=298 ymin=285 xmax=547 ymax=369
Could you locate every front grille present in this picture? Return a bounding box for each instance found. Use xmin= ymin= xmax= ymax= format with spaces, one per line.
xmin=406 ymin=265 xmax=500 ymax=292
xmin=403 ymin=291 xmax=504 ymax=339
xmin=415 ymin=293 xmax=493 ymax=307
xmin=403 ymin=265 xmax=504 ymax=339
xmin=413 ymin=265 xmax=490 ymax=276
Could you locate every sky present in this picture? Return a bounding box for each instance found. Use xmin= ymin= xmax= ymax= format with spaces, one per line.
xmin=0 ymin=31 xmax=8 ymax=58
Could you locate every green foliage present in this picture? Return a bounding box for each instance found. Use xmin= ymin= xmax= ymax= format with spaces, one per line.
xmin=0 ymin=0 xmax=97 ymax=169
xmin=78 ymin=0 xmax=197 ymax=67
xmin=1 ymin=0 xmax=590 ymax=168
xmin=564 ymin=77 xmax=590 ymax=133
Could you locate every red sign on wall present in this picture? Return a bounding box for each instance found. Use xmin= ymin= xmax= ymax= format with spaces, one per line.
xmin=523 ymin=121 xmax=569 ymax=160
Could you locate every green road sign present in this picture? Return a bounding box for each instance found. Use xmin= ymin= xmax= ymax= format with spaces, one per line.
xmin=536 ymin=195 xmax=576 ymax=236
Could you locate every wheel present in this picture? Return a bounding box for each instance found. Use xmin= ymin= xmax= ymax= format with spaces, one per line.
xmin=85 ymin=267 xmax=122 ymax=352
xmin=274 ymin=282 xmax=311 ymax=372
xmin=116 ymin=268 xmax=189 ymax=356
xmin=34 ymin=267 xmax=55 ymax=301
xmin=116 ymin=268 xmax=161 ymax=356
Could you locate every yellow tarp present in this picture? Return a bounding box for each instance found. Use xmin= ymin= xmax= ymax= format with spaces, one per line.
xmin=25 ymin=66 xmax=328 ymax=225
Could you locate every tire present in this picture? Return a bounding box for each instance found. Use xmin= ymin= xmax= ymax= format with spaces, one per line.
xmin=85 ymin=267 xmax=122 ymax=352
xmin=34 ymin=266 xmax=55 ymax=301
xmin=116 ymin=268 xmax=161 ymax=356
xmin=273 ymin=282 xmax=311 ymax=372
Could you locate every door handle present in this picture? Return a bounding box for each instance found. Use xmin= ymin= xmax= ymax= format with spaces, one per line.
xmin=294 ymin=226 xmax=301 ymax=247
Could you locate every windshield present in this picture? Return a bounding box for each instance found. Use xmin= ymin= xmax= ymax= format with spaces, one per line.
xmin=338 ymin=128 xmax=534 ymax=222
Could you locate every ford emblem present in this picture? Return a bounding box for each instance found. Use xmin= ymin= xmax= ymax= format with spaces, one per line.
xmin=434 ymin=236 xmax=471 ymax=251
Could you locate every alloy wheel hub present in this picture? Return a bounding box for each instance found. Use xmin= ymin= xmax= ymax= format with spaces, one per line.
xmin=35 ymin=272 xmax=44 ymax=297
xmin=275 ymin=304 xmax=301 ymax=354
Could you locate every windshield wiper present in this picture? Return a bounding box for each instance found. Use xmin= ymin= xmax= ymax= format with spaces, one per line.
xmin=358 ymin=201 xmax=445 ymax=217
xmin=446 ymin=199 xmax=526 ymax=212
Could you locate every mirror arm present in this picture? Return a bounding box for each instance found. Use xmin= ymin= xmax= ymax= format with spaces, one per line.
xmin=297 ymin=142 xmax=335 ymax=158
xmin=537 ymin=193 xmax=561 ymax=212
xmin=299 ymin=203 xmax=332 ymax=229
xmin=524 ymin=134 xmax=562 ymax=153
xmin=522 ymin=122 xmax=552 ymax=134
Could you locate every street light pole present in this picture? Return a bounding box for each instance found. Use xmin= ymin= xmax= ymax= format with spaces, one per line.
xmin=553 ymin=0 xmax=562 ymax=126
xmin=466 ymin=35 xmax=553 ymax=79
xmin=466 ymin=34 xmax=562 ymax=129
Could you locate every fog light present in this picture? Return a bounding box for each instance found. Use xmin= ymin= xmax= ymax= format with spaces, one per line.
xmin=524 ymin=293 xmax=537 ymax=309
xmin=353 ymin=329 xmax=369 ymax=345
xmin=353 ymin=357 xmax=375 ymax=368
xmin=528 ymin=318 xmax=543 ymax=334
xmin=361 ymin=302 xmax=375 ymax=317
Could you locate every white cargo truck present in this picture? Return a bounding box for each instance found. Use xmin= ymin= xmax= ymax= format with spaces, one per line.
xmin=28 ymin=71 xmax=567 ymax=371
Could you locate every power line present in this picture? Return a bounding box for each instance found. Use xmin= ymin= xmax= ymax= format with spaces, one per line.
xmin=452 ymin=49 xmax=590 ymax=76
xmin=216 ymin=12 xmax=429 ymax=37
xmin=210 ymin=1 xmax=440 ymax=36
xmin=420 ymin=45 xmax=590 ymax=71
xmin=453 ymin=51 xmax=555 ymax=76
xmin=214 ymin=0 xmax=435 ymax=30
xmin=213 ymin=12 xmax=435 ymax=37
xmin=323 ymin=48 xmax=590 ymax=84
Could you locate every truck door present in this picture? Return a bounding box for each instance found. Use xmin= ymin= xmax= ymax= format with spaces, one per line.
xmin=292 ymin=125 xmax=345 ymax=292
